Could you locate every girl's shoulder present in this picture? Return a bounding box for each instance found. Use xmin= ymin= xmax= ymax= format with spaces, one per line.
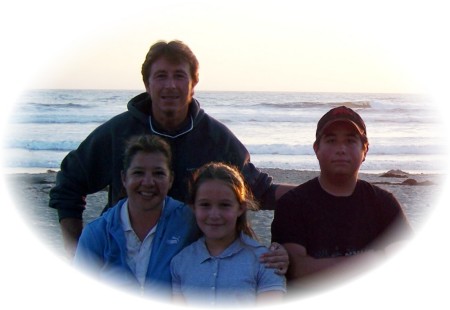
xmin=239 ymin=233 xmax=270 ymax=257
xmin=171 ymin=237 xmax=206 ymax=267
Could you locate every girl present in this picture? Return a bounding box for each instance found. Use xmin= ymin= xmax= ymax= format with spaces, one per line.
xmin=170 ymin=162 xmax=286 ymax=306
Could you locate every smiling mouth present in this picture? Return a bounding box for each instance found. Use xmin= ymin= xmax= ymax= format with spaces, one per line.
xmin=139 ymin=191 xmax=156 ymax=198
xmin=206 ymin=223 xmax=223 ymax=227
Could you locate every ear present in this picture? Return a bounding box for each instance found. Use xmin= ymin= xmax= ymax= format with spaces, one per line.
xmin=121 ymin=170 xmax=127 ymax=187
xmin=190 ymin=82 xmax=197 ymax=98
xmin=168 ymin=172 xmax=174 ymax=190
xmin=313 ymin=141 xmax=319 ymax=156
xmin=188 ymin=203 xmax=195 ymax=211
xmin=238 ymin=202 xmax=247 ymax=217
xmin=362 ymin=145 xmax=369 ymax=162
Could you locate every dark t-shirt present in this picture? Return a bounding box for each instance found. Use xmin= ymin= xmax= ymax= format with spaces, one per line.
xmin=271 ymin=178 xmax=411 ymax=258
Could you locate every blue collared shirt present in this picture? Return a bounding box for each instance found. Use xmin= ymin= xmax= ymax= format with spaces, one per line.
xmin=170 ymin=233 xmax=286 ymax=306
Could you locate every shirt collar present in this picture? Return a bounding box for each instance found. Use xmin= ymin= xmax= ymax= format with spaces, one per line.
xmin=120 ymin=200 xmax=133 ymax=232
xmin=148 ymin=115 xmax=194 ymax=139
xmin=120 ymin=199 xmax=166 ymax=233
xmin=197 ymin=232 xmax=259 ymax=263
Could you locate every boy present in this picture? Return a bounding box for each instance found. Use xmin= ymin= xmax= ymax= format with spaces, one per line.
xmin=271 ymin=106 xmax=412 ymax=284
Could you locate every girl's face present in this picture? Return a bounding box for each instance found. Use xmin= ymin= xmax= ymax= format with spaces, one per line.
xmin=121 ymin=151 xmax=173 ymax=213
xmin=194 ymin=179 xmax=245 ymax=249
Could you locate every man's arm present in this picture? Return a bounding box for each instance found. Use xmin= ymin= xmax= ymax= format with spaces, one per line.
xmin=49 ymin=125 xmax=117 ymax=257
xmin=60 ymin=218 xmax=83 ymax=259
xmin=283 ymin=243 xmax=382 ymax=281
xmin=274 ymin=184 xmax=295 ymax=200
xmin=283 ymin=243 xmax=342 ymax=280
xmin=50 ymin=168 xmax=86 ymax=258
xmin=259 ymin=242 xmax=289 ymax=275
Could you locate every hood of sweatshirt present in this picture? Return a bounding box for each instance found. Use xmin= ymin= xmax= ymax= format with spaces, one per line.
xmin=126 ymin=92 xmax=206 ymax=133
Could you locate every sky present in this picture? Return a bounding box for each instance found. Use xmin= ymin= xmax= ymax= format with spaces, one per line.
xmin=1 ymin=1 xmax=450 ymax=310
xmin=1 ymin=0 xmax=449 ymax=94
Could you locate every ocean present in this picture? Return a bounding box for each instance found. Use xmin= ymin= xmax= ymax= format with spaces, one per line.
xmin=2 ymin=89 xmax=446 ymax=175
xmin=2 ymin=89 xmax=447 ymax=275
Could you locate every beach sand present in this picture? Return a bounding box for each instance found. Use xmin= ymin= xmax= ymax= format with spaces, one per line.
xmin=5 ymin=168 xmax=444 ymax=258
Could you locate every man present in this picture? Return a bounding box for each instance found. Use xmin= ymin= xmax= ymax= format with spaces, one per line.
xmin=49 ymin=40 xmax=293 ymax=261
xmin=271 ymin=106 xmax=412 ymax=285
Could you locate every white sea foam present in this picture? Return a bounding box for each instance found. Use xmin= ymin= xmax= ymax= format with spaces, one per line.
xmin=3 ymin=90 xmax=445 ymax=174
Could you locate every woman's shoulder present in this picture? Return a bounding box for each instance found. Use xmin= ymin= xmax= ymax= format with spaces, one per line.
xmin=86 ymin=199 xmax=125 ymax=228
xmin=164 ymin=197 xmax=192 ymax=213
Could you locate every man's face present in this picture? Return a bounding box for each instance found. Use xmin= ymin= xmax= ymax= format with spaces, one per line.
xmin=145 ymin=56 xmax=196 ymax=121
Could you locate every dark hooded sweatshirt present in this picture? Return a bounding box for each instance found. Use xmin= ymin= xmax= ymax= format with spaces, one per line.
xmin=49 ymin=93 xmax=277 ymax=220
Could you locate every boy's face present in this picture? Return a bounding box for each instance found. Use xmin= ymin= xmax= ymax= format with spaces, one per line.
xmin=314 ymin=121 xmax=368 ymax=178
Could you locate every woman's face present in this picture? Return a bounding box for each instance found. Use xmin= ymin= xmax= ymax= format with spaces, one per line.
xmin=121 ymin=151 xmax=173 ymax=212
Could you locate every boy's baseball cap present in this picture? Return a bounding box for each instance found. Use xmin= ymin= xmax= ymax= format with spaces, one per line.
xmin=316 ymin=106 xmax=367 ymax=139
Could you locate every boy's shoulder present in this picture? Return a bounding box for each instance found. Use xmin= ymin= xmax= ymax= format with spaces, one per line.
xmin=282 ymin=177 xmax=321 ymax=198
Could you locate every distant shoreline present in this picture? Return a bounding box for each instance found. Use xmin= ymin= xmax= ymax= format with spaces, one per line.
xmin=2 ymin=167 xmax=446 ymax=176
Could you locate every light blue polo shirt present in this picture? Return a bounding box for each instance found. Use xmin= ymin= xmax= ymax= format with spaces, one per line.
xmin=170 ymin=233 xmax=286 ymax=306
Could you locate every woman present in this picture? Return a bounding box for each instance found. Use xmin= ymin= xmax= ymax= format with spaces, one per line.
xmin=73 ymin=135 xmax=199 ymax=300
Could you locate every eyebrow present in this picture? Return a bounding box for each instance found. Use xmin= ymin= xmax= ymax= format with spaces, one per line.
xmin=152 ymin=68 xmax=188 ymax=74
xmin=173 ymin=69 xmax=189 ymax=76
xmin=129 ymin=165 xmax=168 ymax=170
xmin=322 ymin=132 xmax=359 ymax=138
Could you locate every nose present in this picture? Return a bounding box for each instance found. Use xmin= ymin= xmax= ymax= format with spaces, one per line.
xmin=164 ymin=76 xmax=176 ymax=88
xmin=207 ymin=206 xmax=221 ymax=219
xmin=141 ymin=173 xmax=155 ymax=186
xmin=336 ymin=142 xmax=347 ymax=154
